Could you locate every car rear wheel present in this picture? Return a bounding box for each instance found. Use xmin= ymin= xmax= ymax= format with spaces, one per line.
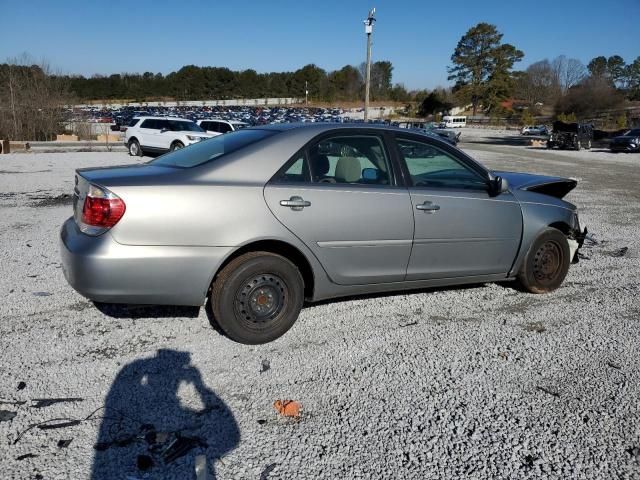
xmin=517 ymin=228 xmax=570 ymax=294
xmin=587 ymin=140 xmax=592 ymax=149
xmin=210 ymin=251 xmax=304 ymax=344
xmin=128 ymin=139 xmax=142 ymax=157
xmin=170 ymin=141 xmax=184 ymax=151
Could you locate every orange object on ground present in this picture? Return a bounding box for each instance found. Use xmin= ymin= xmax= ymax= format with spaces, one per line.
xmin=274 ymin=400 xmax=302 ymax=418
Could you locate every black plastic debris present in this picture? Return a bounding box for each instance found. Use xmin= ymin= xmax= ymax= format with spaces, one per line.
xmin=57 ymin=439 xmax=73 ymax=448
xmin=261 ymin=359 xmax=271 ymax=373
xmin=610 ymin=247 xmax=629 ymax=258
xmin=0 ymin=410 xmax=17 ymax=422
xmin=260 ymin=463 xmax=278 ymax=480
xmin=0 ymin=399 xmax=26 ymax=406
xmin=17 ymin=382 xmax=26 ymax=390
xmin=162 ymin=435 xmax=208 ymax=464
xmin=32 ymin=291 xmax=52 ymax=297
xmin=536 ymin=385 xmax=560 ymax=397
xmin=38 ymin=420 xmax=82 ymax=430
xmin=32 ymin=397 xmax=83 ymax=408
xmin=137 ymin=454 xmax=154 ymax=471
xmin=257 ymin=419 xmax=267 ymax=425
xmin=16 ymin=453 xmax=38 ymax=461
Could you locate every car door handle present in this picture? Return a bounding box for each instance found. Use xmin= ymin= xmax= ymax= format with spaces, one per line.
xmin=416 ymin=201 xmax=440 ymax=212
xmin=280 ymin=196 xmax=311 ymax=210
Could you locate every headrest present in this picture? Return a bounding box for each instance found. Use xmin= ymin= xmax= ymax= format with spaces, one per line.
xmin=335 ymin=156 xmax=361 ymax=183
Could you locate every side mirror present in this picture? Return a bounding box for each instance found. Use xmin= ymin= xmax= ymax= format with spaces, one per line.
xmin=362 ymin=168 xmax=380 ymax=183
xmin=490 ymin=176 xmax=509 ymax=196
xmin=160 ymin=128 xmax=168 ymax=133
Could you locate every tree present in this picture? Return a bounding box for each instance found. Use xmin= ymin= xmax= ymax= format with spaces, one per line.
xmin=588 ymin=55 xmax=627 ymax=87
xmin=552 ymin=55 xmax=587 ymax=93
xmin=418 ymin=89 xmax=454 ymax=116
xmin=625 ymin=56 xmax=640 ymax=100
xmin=447 ymin=23 xmax=523 ymax=115
xmin=514 ymin=59 xmax=560 ymax=106
xmin=555 ymin=76 xmax=624 ymax=119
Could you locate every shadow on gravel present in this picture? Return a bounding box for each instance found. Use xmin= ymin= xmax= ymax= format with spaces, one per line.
xmin=92 ymin=349 xmax=239 ymax=479
xmin=308 ymin=282 xmax=489 ymax=308
xmin=94 ymin=302 xmax=200 ymax=319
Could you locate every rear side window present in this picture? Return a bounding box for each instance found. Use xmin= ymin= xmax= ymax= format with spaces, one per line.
xmin=140 ymin=119 xmax=158 ymax=129
xmin=128 ymin=118 xmax=140 ymax=127
xmin=149 ymin=129 xmax=277 ymax=168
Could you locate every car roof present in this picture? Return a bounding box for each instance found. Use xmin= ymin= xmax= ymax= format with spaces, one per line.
xmin=133 ymin=116 xmax=193 ymax=122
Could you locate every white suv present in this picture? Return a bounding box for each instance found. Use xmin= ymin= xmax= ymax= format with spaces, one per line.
xmin=125 ymin=117 xmax=214 ymax=156
xmin=197 ymin=119 xmax=248 ymax=136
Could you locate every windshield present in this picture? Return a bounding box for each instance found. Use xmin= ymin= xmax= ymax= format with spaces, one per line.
xmin=149 ymin=129 xmax=278 ymax=168
xmin=167 ymin=120 xmax=204 ymax=132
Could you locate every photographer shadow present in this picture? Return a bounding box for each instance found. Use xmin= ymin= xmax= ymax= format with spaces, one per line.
xmin=91 ymin=349 xmax=239 ymax=479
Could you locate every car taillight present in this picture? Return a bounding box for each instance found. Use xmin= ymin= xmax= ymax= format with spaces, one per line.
xmin=79 ymin=184 xmax=125 ymax=235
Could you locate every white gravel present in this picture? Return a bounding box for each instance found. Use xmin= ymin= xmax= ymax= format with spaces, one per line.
xmin=1 ymin=144 xmax=639 ymax=479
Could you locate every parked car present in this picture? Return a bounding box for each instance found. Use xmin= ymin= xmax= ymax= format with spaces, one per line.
xmin=197 ymin=119 xmax=249 ymax=136
xmin=609 ymin=128 xmax=640 ymax=153
xmin=61 ymin=124 xmax=586 ymax=344
xmin=125 ymin=117 xmax=214 ymax=156
xmin=547 ymin=121 xmax=593 ymax=150
xmin=396 ymin=121 xmax=460 ymax=145
xmin=521 ymin=125 xmax=549 ymax=136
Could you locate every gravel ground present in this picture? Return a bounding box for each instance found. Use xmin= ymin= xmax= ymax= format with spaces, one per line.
xmin=1 ymin=137 xmax=639 ymax=479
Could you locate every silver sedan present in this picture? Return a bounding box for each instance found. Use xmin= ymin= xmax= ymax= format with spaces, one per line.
xmin=60 ymin=124 xmax=586 ymax=344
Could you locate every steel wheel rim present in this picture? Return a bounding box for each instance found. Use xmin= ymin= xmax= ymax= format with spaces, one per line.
xmin=130 ymin=142 xmax=138 ymax=155
xmin=533 ymin=240 xmax=563 ymax=284
xmin=234 ymin=274 xmax=287 ymax=325
xmin=173 ymin=143 xmax=182 ymax=150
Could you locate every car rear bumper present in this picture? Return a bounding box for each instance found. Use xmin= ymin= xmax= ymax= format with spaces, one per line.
xmin=610 ymin=144 xmax=639 ymax=152
xmin=60 ymin=217 xmax=233 ymax=306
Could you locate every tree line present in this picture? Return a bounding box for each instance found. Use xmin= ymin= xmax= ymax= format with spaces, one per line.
xmin=56 ymin=61 xmax=411 ymax=103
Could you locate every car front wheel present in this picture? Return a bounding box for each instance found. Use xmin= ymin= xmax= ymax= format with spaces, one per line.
xmin=210 ymin=252 xmax=304 ymax=344
xmin=517 ymin=228 xmax=570 ymax=294
xmin=170 ymin=141 xmax=184 ymax=151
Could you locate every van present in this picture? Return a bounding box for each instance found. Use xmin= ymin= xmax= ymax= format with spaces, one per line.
xmin=442 ymin=116 xmax=466 ymax=128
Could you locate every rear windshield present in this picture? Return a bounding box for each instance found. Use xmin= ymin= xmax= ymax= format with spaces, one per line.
xmin=149 ymin=129 xmax=277 ymax=168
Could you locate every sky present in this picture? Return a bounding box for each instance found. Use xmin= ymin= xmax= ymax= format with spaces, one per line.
xmin=1 ymin=0 xmax=639 ymax=91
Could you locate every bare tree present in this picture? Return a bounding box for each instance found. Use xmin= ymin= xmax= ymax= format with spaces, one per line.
xmin=0 ymin=54 xmax=71 ymax=141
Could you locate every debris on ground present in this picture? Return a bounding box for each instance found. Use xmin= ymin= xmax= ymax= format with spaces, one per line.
xmin=608 ymin=247 xmax=629 ymax=258
xmin=0 ymin=399 xmax=26 ymax=406
xmin=195 ymin=454 xmax=211 ymax=480
xmin=162 ymin=435 xmax=208 ymax=464
xmin=136 ymin=454 xmax=154 ymax=471
xmin=57 ymin=439 xmax=73 ymax=448
xmin=17 ymin=381 xmax=26 ymax=390
xmin=15 ymin=453 xmax=38 ymax=461
xmin=260 ymin=463 xmax=278 ymax=480
xmin=399 ymin=320 xmax=418 ymax=327
xmin=274 ymin=400 xmax=302 ymax=418
xmin=32 ymin=292 xmax=52 ymax=297
xmin=260 ymin=359 xmax=271 ymax=373
xmin=536 ymin=386 xmax=560 ymax=398
xmin=31 ymin=397 xmax=83 ymax=408
xmin=0 ymin=410 xmax=18 ymax=422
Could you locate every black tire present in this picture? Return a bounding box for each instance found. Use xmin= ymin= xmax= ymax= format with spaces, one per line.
xmin=587 ymin=140 xmax=592 ymax=150
xmin=517 ymin=228 xmax=570 ymax=294
xmin=128 ymin=139 xmax=143 ymax=157
xmin=170 ymin=141 xmax=184 ymax=152
xmin=576 ymin=140 xmax=581 ymax=151
xmin=210 ymin=251 xmax=304 ymax=344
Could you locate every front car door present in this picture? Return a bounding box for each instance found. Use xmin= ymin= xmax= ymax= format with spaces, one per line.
xmin=394 ymin=134 xmax=523 ymax=280
xmin=263 ymin=131 xmax=414 ymax=285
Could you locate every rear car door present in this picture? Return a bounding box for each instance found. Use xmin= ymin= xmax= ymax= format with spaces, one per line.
xmin=137 ymin=119 xmax=161 ymax=148
xmin=394 ymin=135 xmax=522 ymax=280
xmin=263 ymin=131 xmax=414 ymax=285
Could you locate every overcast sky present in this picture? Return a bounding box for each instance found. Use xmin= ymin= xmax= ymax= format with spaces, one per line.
xmin=1 ymin=0 xmax=638 ymax=90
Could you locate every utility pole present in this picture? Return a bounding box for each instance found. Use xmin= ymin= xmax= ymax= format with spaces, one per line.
xmin=363 ymin=7 xmax=376 ymax=123
xmin=305 ymin=80 xmax=308 ymax=105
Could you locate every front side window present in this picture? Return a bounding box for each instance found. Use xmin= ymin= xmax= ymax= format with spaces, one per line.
xmin=140 ymin=119 xmax=158 ymax=130
xmin=396 ymin=137 xmax=487 ymax=191
xmin=167 ymin=120 xmax=203 ymax=132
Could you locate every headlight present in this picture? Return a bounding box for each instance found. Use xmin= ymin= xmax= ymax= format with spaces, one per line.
xmin=186 ymin=135 xmax=201 ymax=141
